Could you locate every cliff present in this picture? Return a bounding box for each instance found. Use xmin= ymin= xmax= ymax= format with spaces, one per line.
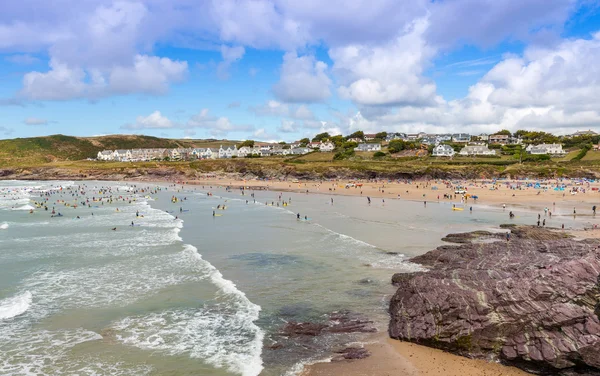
xmin=389 ymin=226 xmax=600 ymax=375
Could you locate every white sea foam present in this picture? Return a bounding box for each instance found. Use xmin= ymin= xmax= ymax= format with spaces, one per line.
xmin=0 ymin=291 xmax=32 ymax=320
xmin=11 ymin=204 xmax=35 ymax=211
xmin=113 ymin=244 xmax=265 ymax=376
xmin=0 ymin=222 xmax=7 ymax=230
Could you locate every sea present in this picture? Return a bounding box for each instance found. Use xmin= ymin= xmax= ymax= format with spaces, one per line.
xmin=0 ymin=180 xmax=589 ymax=376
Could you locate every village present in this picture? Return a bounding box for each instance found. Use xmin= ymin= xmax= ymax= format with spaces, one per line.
xmin=96 ymin=129 xmax=599 ymax=162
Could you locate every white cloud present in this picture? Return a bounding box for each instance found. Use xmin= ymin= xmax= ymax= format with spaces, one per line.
xmin=250 ymin=100 xmax=315 ymax=120
xmin=20 ymin=55 xmax=188 ymax=100
xmin=273 ymin=52 xmax=331 ymax=103
xmin=23 ymin=117 xmax=48 ymax=125
xmin=277 ymin=119 xmax=297 ymax=133
xmin=217 ymin=45 xmax=245 ymax=79
xmin=186 ymin=109 xmax=254 ymax=137
xmin=5 ymin=54 xmax=40 ymax=65
xmin=332 ymin=18 xmax=437 ymax=107
xmin=122 ymin=111 xmax=174 ymax=130
xmin=252 ymin=127 xmax=280 ymax=141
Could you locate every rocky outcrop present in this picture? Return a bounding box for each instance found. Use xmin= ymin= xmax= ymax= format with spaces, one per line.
xmin=389 ymin=226 xmax=600 ymax=375
xmin=281 ymin=310 xmax=377 ymax=338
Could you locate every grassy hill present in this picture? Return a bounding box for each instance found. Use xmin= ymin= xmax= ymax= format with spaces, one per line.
xmin=0 ymin=134 xmax=239 ymax=167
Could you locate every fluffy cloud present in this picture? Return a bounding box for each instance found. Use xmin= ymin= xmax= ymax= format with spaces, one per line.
xmin=186 ymin=109 xmax=254 ymax=137
xmin=250 ymin=100 xmax=315 ymax=120
xmin=217 ymin=45 xmax=245 ymax=79
xmin=23 ymin=117 xmax=48 ymax=125
xmin=273 ymin=52 xmax=331 ymax=103
xmin=0 ymin=126 xmax=14 ymax=136
xmin=277 ymin=119 xmax=297 ymax=133
xmin=332 ymin=18 xmax=437 ymax=107
xmin=20 ymin=55 xmax=188 ymax=100
xmin=122 ymin=111 xmax=174 ymax=130
xmin=5 ymin=54 xmax=40 ymax=65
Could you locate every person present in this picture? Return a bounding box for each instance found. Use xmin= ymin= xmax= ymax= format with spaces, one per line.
xmin=304 ymin=215 xmax=308 ymax=220
xmin=506 ymin=232 xmax=510 ymax=242
xmin=131 ymin=221 xmax=134 ymax=226
xmin=573 ymin=207 xmax=577 ymax=215
xmin=502 ymin=204 xmax=506 ymax=210
xmin=562 ymin=224 xmax=565 ymax=229
xmin=136 ymin=210 xmax=139 ymax=217
xmin=213 ymin=210 xmax=215 ymax=217
xmin=469 ymin=206 xmax=472 ymax=213
xmin=367 ymin=197 xmax=371 ymax=204
xmin=424 ymin=201 xmax=426 ymax=207
xmin=537 ymin=220 xmax=540 ymax=227
xmin=331 ymin=198 xmax=334 ymax=205
xmin=509 ymin=211 xmax=514 ymax=219
xmin=543 ymin=219 xmax=546 ymax=227
xmin=594 ymin=205 xmax=597 ymax=215
xmin=111 ymin=227 xmax=117 ymax=231
xmin=297 ymin=213 xmax=300 ymax=219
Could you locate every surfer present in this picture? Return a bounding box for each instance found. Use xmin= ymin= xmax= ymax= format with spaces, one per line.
xmin=297 ymin=213 xmax=300 ymax=219
xmin=131 ymin=221 xmax=134 ymax=226
xmin=304 ymin=215 xmax=308 ymax=220
xmin=111 ymin=227 xmax=117 ymax=231
xmin=509 ymin=211 xmax=514 ymax=219
xmin=213 ymin=210 xmax=215 ymax=217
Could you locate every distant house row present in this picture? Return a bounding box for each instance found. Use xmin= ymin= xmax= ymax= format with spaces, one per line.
xmin=97 ymin=144 xmax=314 ymax=162
xmin=431 ymin=143 xmax=566 ymax=157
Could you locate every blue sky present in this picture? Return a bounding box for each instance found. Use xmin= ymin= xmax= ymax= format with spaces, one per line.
xmin=1 ymin=0 xmax=600 ymax=141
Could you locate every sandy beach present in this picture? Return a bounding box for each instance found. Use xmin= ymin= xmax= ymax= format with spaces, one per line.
xmin=181 ymin=177 xmax=599 ymax=376
xmin=185 ymin=177 xmax=600 ymax=214
xmin=306 ymin=335 xmax=531 ymax=376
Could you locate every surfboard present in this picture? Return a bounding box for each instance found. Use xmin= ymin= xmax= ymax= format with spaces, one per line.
xmin=214 ymin=214 xmax=223 ymax=217
xmin=452 ymin=208 xmax=464 ymax=211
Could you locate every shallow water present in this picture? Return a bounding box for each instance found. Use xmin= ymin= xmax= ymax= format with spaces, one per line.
xmin=0 ymin=180 xmax=589 ymax=375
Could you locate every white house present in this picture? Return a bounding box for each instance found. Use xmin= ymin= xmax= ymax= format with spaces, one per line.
xmin=218 ymin=145 xmax=238 ymax=158
xmin=237 ymin=146 xmax=252 ymax=158
xmin=113 ymin=149 xmax=132 ymax=161
xmin=458 ymin=145 xmax=496 ymax=156
xmin=355 ymin=143 xmax=382 ymax=152
xmin=432 ymin=144 xmax=455 ymax=157
xmin=364 ymin=133 xmax=377 ymax=141
xmin=97 ymin=150 xmax=113 ymax=160
xmin=308 ymin=142 xmax=322 ymax=149
xmin=347 ymin=137 xmax=364 ymax=144
xmin=526 ymin=144 xmax=566 ymax=156
xmin=319 ymin=142 xmax=335 ymax=152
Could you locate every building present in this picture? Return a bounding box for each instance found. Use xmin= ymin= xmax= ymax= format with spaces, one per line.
xmin=354 ymin=143 xmax=382 ymax=152
xmin=308 ymin=142 xmax=322 ymax=149
xmin=571 ymin=130 xmax=598 ymax=137
xmin=347 ymin=137 xmax=364 ymax=144
xmin=526 ymin=144 xmax=566 ymax=156
xmin=488 ymin=134 xmax=510 ymax=144
xmin=421 ymin=136 xmax=438 ymax=145
xmin=458 ymin=145 xmax=496 ymax=156
xmin=218 ymin=145 xmax=238 ymax=158
xmin=432 ymin=144 xmax=455 ymax=157
xmin=364 ymin=133 xmax=377 ymax=141
xmin=451 ymin=133 xmax=471 ymax=143
xmin=291 ymin=147 xmax=311 ymax=155
xmin=113 ymin=149 xmax=132 ymax=161
xmin=385 ymin=132 xmax=407 ymax=141
xmin=97 ymin=150 xmax=113 ymax=160
xmin=237 ymin=146 xmax=252 ymax=158
xmin=319 ymin=142 xmax=335 ymax=152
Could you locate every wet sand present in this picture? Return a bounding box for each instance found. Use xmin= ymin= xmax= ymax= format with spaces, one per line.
xmin=306 ymin=337 xmax=532 ymax=376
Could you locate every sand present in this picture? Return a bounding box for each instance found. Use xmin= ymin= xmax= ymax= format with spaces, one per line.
xmin=182 ymin=177 xmax=596 ymax=376
xmin=306 ymin=336 xmax=532 ymax=376
xmin=185 ymin=177 xmax=600 ymax=214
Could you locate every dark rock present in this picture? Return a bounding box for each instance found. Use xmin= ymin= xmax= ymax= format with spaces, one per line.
xmin=280 ymin=311 xmax=377 ymax=337
xmin=357 ymin=277 xmax=376 ymax=284
xmin=332 ymin=347 xmax=371 ymax=361
xmin=389 ymin=226 xmax=600 ymax=375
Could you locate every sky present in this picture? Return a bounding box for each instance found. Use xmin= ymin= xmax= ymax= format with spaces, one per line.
xmin=1 ymin=0 xmax=600 ymax=142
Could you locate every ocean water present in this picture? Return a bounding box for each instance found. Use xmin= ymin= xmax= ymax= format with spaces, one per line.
xmin=0 ymin=180 xmax=589 ymax=375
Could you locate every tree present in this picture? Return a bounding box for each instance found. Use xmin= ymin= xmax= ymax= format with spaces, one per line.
xmin=388 ymin=139 xmax=406 ymax=153
xmin=239 ymin=140 xmax=255 ymax=147
xmin=342 ymin=141 xmax=358 ymax=149
xmin=494 ymin=129 xmax=512 ymax=136
xmin=278 ymin=141 xmax=286 ymax=145
xmin=347 ymin=131 xmax=364 ymax=140
xmin=312 ymin=132 xmax=330 ymax=142
xmin=375 ymin=132 xmax=387 ymax=140
xmin=373 ymin=151 xmax=386 ymax=158
xmin=330 ymin=135 xmax=344 ymax=148
xmin=299 ymin=138 xmax=310 ymax=146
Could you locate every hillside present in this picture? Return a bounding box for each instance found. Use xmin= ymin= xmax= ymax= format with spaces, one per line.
xmin=0 ymin=134 xmax=239 ymax=166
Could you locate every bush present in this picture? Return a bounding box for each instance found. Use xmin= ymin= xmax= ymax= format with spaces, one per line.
xmin=571 ymin=144 xmax=592 ymax=161
xmin=333 ymin=149 xmax=355 ymax=160
xmin=373 ymin=151 xmax=386 ymax=158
